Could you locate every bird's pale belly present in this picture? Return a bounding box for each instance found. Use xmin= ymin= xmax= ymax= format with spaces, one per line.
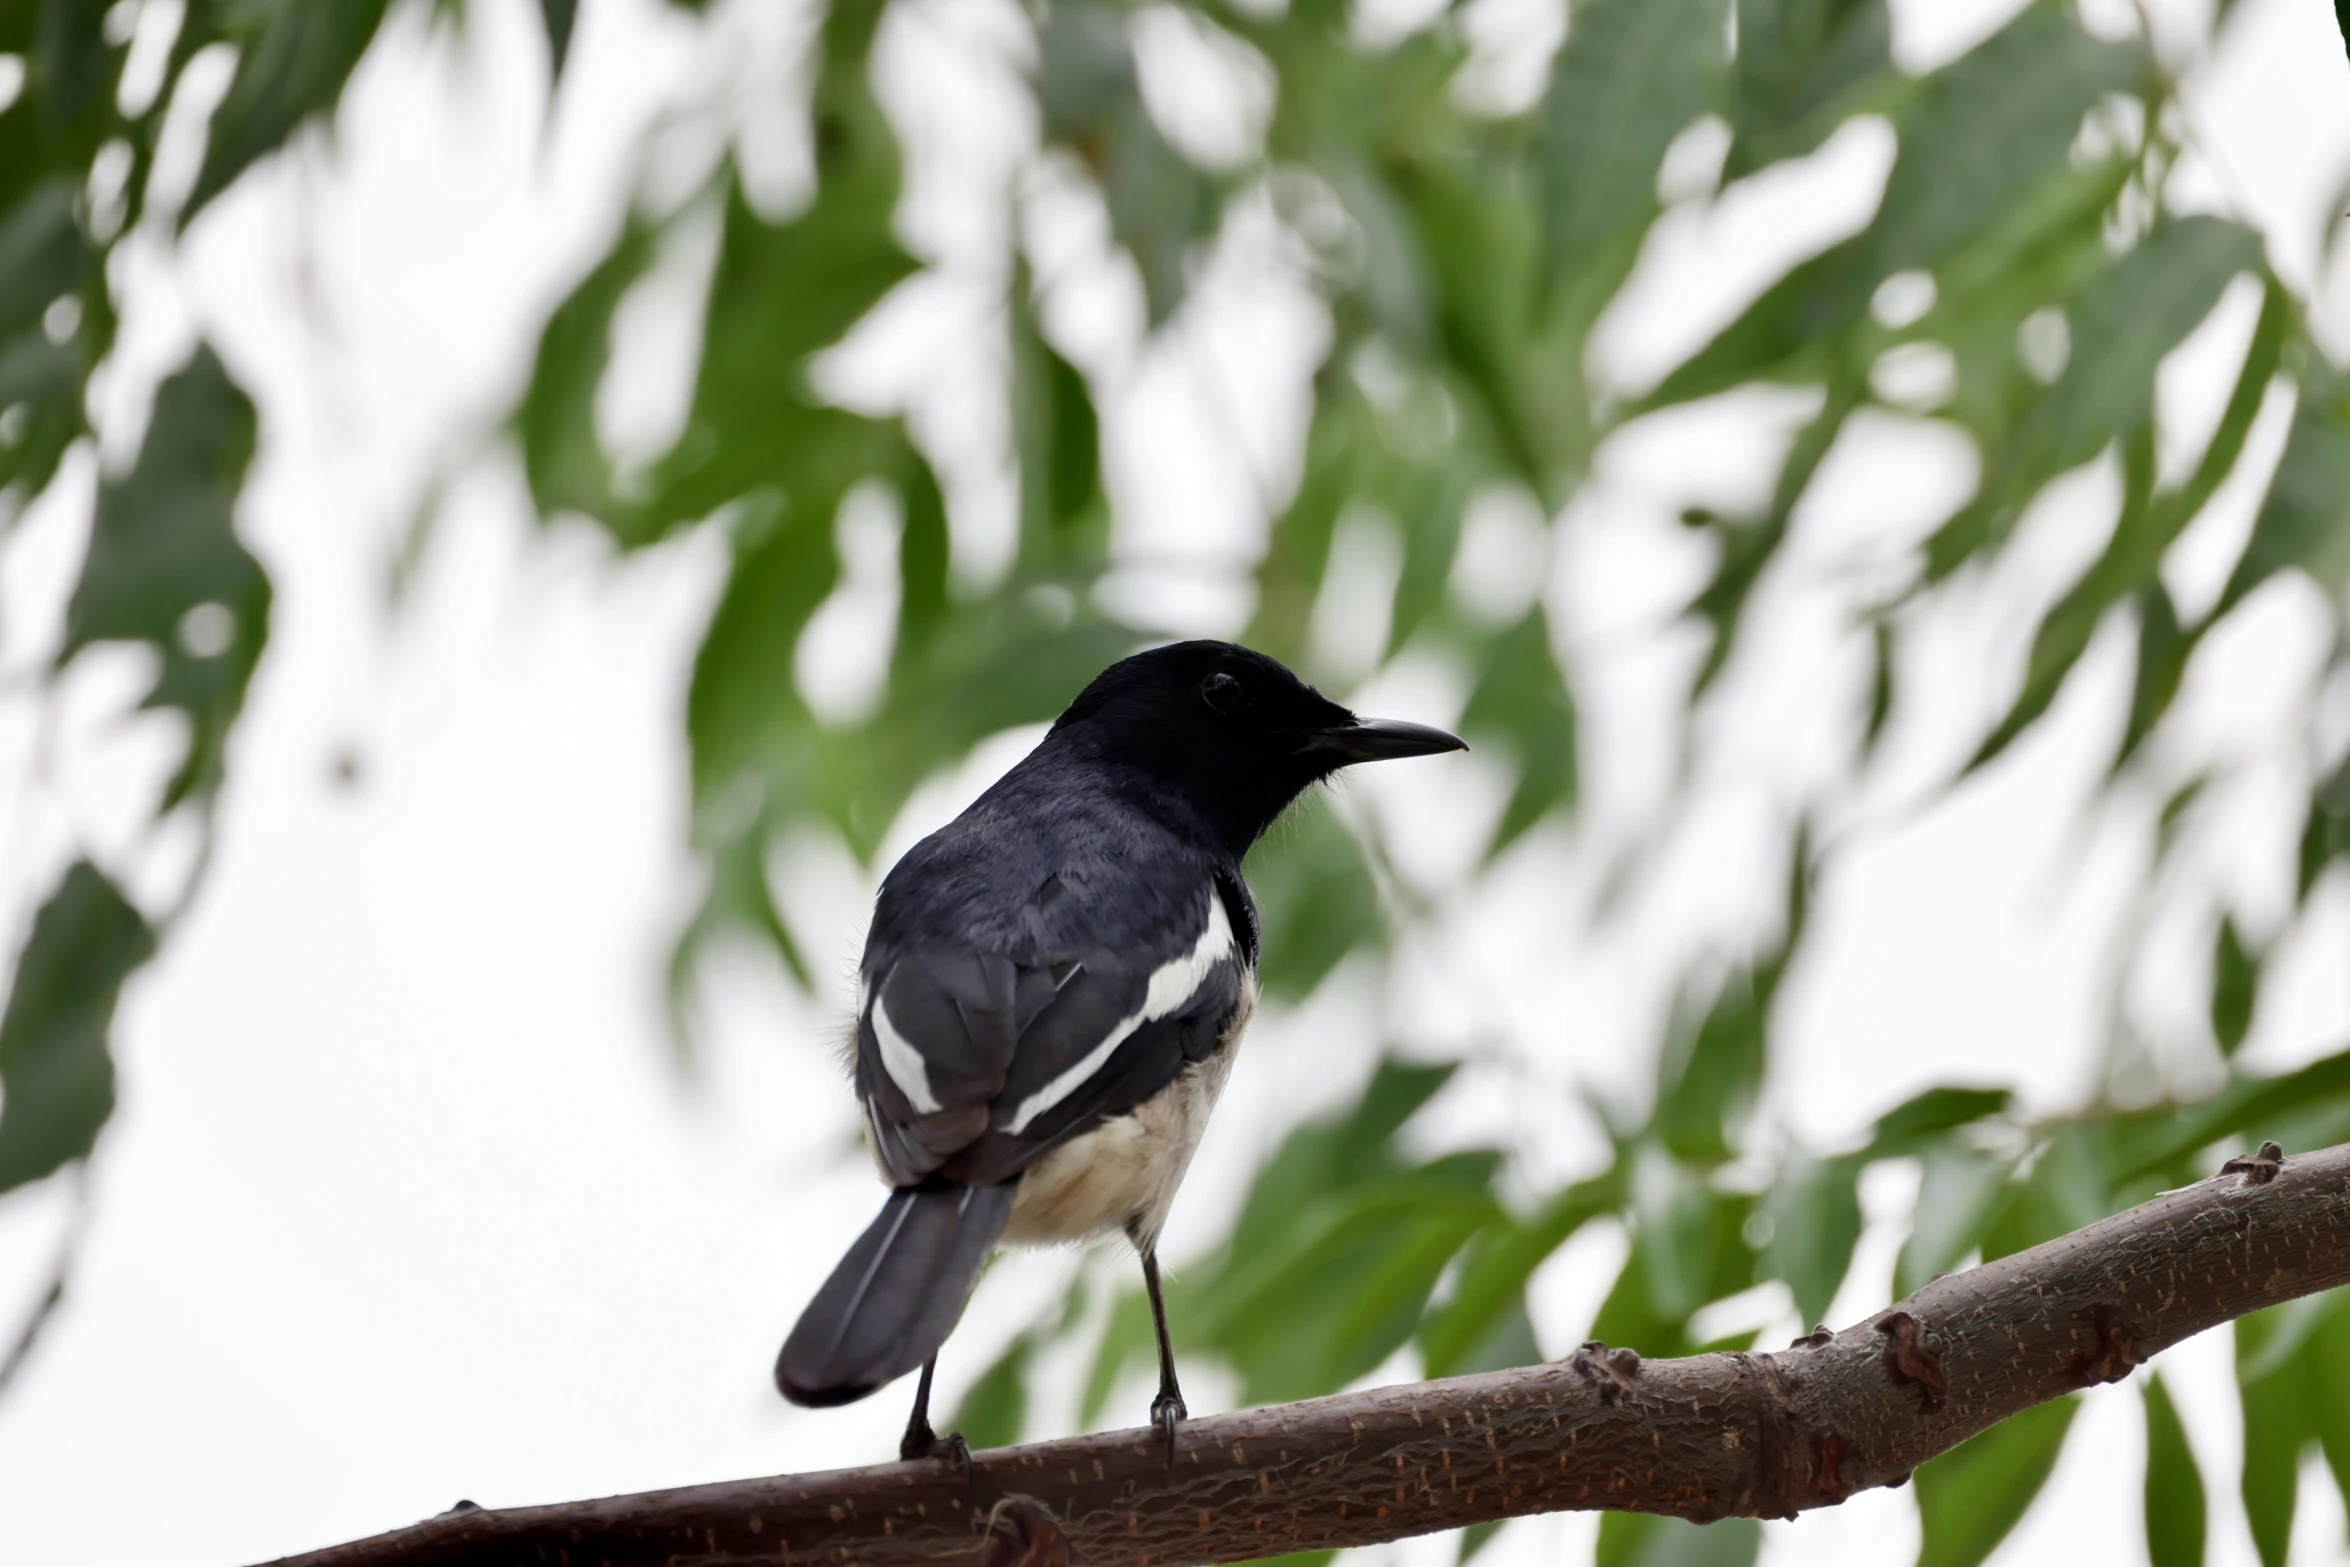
xmin=1001 ymin=979 xmax=1254 ymax=1252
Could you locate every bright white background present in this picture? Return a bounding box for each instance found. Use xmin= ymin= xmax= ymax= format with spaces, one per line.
xmin=0 ymin=0 xmax=2347 ymax=1563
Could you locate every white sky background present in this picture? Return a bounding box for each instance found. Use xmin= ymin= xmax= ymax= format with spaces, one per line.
xmin=0 ymin=0 xmax=2347 ymax=1563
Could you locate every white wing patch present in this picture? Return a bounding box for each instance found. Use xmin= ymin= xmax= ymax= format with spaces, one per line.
xmin=871 ymin=985 xmax=944 ymax=1115
xmin=1005 ymin=891 xmax=1233 ymax=1135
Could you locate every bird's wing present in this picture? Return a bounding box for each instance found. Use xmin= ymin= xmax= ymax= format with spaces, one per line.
xmin=854 ymin=869 xmax=1253 ymax=1188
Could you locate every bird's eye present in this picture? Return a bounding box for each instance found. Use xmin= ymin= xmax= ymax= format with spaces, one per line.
xmin=1202 ymin=671 xmax=1247 ymax=714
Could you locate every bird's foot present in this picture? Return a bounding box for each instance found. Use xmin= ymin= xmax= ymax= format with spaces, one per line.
xmin=900 ymin=1421 xmax=975 ymax=1487
xmin=1150 ymin=1388 xmax=1187 ymax=1469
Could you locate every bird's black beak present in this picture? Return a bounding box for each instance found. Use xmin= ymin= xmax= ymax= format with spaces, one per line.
xmin=1299 ymin=716 xmax=1469 ymax=764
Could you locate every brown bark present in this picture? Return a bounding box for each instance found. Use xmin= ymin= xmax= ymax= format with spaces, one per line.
xmin=263 ymin=1137 xmax=2350 ymax=1567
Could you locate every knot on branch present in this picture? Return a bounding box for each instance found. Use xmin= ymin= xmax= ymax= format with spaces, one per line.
xmin=1876 ymin=1311 xmax=1947 ymax=1409
xmin=2070 ymin=1304 xmax=2141 ymax=1387
xmin=1722 ymin=1352 xmax=1853 ymax=1519
xmin=1725 ymin=1353 xmax=1806 ymax=1520
xmin=1790 ymin=1325 xmax=1834 ymax=1349
xmin=982 ymin=1495 xmax=1066 ymax=1567
xmin=2222 ymin=1140 xmax=2286 ymax=1186
xmin=1570 ymin=1340 xmax=1642 ymax=1404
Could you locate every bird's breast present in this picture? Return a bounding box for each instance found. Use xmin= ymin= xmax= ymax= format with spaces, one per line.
xmin=1000 ymin=970 xmax=1256 ymax=1252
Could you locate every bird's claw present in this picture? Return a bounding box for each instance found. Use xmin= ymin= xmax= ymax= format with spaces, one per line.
xmin=901 ymin=1422 xmax=975 ymax=1488
xmin=1150 ymin=1389 xmax=1187 ymax=1468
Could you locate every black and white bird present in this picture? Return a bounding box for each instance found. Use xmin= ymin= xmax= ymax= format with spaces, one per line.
xmin=774 ymin=640 xmax=1464 ymax=1463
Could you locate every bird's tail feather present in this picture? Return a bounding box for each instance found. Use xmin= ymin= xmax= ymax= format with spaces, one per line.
xmin=776 ymin=1179 xmax=1016 ymax=1407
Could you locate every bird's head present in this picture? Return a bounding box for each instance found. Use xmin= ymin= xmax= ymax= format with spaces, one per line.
xmin=1047 ymin=640 xmax=1466 ymax=856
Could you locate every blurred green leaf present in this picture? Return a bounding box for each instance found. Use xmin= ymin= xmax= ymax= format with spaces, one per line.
xmin=2023 ymin=219 xmax=2258 ymax=477
xmin=1244 ymin=796 xmax=1386 ymax=1000
xmin=1443 ymin=1294 xmax=1542 ymax=1377
xmin=0 ymin=180 xmax=89 ymax=498
xmin=2143 ymin=1374 xmax=2206 ymax=1567
xmin=2150 ymin=279 xmax=2290 ymax=562
xmin=1385 ymin=129 xmax=1578 ymax=492
xmin=1201 ymin=1157 xmax=1501 ymax=1403
xmin=2110 ymin=1048 xmax=2350 ymax=1182
xmin=1654 ymin=970 xmax=1770 ymax=1163
xmin=0 ymin=181 xmax=81 ymax=343
xmin=1870 ymin=6 xmax=2145 ymax=280
xmin=1763 ymin=1146 xmax=1860 ymax=1326
xmin=1914 ymin=1395 xmax=2079 ymax=1567
xmin=1250 ymin=379 xmax=1367 ymax=665
xmin=1652 ymin=3 xmax=2145 ymax=413
xmin=948 ymin=1333 xmax=1030 ymax=1452
xmin=1079 ymin=1284 xmax=1156 ymax=1430
xmin=1727 ymin=0 xmax=1896 ymax=176
xmin=1228 ymin=1056 xmax=1456 ymax=1266
xmin=2212 ymin=918 xmax=2258 ymax=1059
xmin=2222 ymin=362 xmax=2350 ymax=609
xmin=635 ymin=170 xmax=916 ymax=539
xmin=517 ymin=218 xmax=658 ymax=523
xmin=1622 ymin=1143 xmax=1742 ymax=1330
xmin=0 ymin=862 xmax=155 ymax=1194
xmin=61 ymin=346 xmax=268 ymax=809
xmin=1458 ymin=1519 xmax=1506 ymax=1564
xmin=1645 ymin=237 xmax=1869 ymax=408
xmin=539 ymin=0 xmax=578 ymax=82
xmin=2241 ymin=1293 xmax=2337 ymax=1384
xmin=1039 ymin=1 xmax=1218 ymax=327
xmin=15 ymin=0 xmax=118 ymax=186
xmin=1540 ymin=0 xmax=1729 ymax=320
xmin=1968 ymin=425 xmax=2158 ymax=767
xmin=2309 ymin=1298 xmax=2350 ymax=1533
xmin=2301 ymin=752 xmax=2350 ymax=898
xmin=1597 ymin=1514 xmax=1761 ymax=1567
xmin=1012 ymin=267 xmax=1107 ymax=562
xmin=1686 ymin=375 xmax=1860 ymax=692
xmin=1896 ymin=1145 xmax=2014 ymax=1297
xmin=186 ymin=0 xmax=398 ymax=223
xmin=1939 ymin=216 xmax=2260 ymax=596
xmin=1868 ymin=1086 xmax=2014 ymax=1156
xmin=2238 ymin=1303 xmax=2320 ymax=1567
xmin=1387 ymin=461 xmax=1470 ymax=655
xmin=1457 ymin=608 xmax=1577 ymax=854
xmin=1981 ymin=1123 xmax=2109 ymax=1263
xmin=1420 ymin=1170 xmax=1619 ymax=1377
xmin=2120 ymin=583 xmax=2194 ymax=767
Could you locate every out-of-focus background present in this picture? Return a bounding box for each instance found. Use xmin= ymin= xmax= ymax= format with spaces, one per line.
xmin=1 ymin=0 xmax=2348 ymax=1563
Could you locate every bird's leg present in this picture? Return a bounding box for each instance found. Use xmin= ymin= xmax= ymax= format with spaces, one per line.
xmin=1142 ymin=1248 xmax=1186 ymax=1467
xmin=897 ymin=1356 xmax=973 ymax=1484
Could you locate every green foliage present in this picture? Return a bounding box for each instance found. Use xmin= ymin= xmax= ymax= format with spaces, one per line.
xmin=1762 ymin=1146 xmax=1860 ymax=1327
xmin=1597 ymin=1513 xmax=1760 ymax=1567
xmin=2142 ymin=1374 xmax=2206 ymax=1567
xmin=947 ymin=1330 xmax=1032 ymax=1453
xmin=63 ymin=349 xmax=267 ymax=809
xmin=2212 ymin=918 xmax=2257 ymax=1060
xmin=1915 ymin=1396 xmax=2080 ymax=1567
xmin=470 ymin=0 xmax=2350 ymax=1553
xmin=0 ymin=0 xmax=575 ymax=1358
xmin=11 ymin=2 xmax=2350 ymax=1562
xmin=185 ymin=0 xmax=399 ymax=222
xmin=0 ymin=863 xmax=153 ymax=1194
xmin=2237 ymin=1302 xmax=2320 ymax=1567
xmin=1040 ymin=1 xmax=1219 ymax=328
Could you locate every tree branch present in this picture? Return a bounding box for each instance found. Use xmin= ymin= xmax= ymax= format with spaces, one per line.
xmin=263 ymin=1137 xmax=2350 ymax=1567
